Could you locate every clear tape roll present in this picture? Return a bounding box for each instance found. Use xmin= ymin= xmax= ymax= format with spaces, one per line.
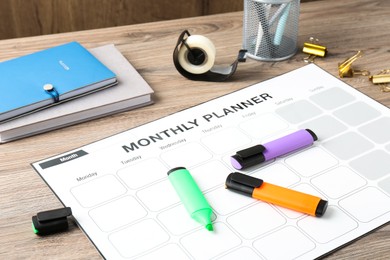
xmin=177 ymin=35 xmax=216 ymax=74
xmin=173 ymin=30 xmax=246 ymax=82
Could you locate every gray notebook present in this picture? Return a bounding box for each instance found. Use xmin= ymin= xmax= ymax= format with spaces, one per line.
xmin=0 ymin=44 xmax=154 ymax=143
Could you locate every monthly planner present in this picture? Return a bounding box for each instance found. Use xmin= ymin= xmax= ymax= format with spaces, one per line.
xmin=33 ymin=64 xmax=390 ymax=259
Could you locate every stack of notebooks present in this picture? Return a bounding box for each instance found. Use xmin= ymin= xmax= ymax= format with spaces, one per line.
xmin=0 ymin=42 xmax=154 ymax=143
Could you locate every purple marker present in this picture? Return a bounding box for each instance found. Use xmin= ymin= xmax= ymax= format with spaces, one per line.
xmin=230 ymin=129 xmax=318 ymax=170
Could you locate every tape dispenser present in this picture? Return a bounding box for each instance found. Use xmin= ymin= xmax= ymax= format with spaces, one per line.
xmin=173 ymin=30 xmax=247 ymax=82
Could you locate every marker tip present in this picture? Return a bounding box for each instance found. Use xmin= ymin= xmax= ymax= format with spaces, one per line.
xmin=205 ymin=224 xmax=214 ymax=231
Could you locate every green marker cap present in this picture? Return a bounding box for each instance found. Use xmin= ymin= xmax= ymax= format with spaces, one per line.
xmin=168 ymin=167 xmax=214 ymax=231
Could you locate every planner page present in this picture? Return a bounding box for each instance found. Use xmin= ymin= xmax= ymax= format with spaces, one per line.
xmin=33 ymin=64 xmax=390 ymax=260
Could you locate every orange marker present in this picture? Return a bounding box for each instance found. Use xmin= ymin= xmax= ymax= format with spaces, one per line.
xmin=225 ymin=172 xmax=328 ymax=217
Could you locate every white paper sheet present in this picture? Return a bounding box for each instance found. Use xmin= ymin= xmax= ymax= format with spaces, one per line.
xmin=33 ymin=64 xmax=390 ymax=260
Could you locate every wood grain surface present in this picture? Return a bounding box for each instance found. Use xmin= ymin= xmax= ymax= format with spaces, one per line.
xmin=0 ymin=0 xmax=319 ymax=40
xmin=0 ymin=0 xmax=389 ymax=259
xmin=0 ymin=0 xmax=213 ymax=39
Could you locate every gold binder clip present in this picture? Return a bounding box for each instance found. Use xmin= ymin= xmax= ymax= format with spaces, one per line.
xmin=369 ymin=69 xmax=390 ymax=92
xmin=338 ymin=50 xmax=370 ymax=78
xmin=302 ymin=37 xmax=327 ymax=63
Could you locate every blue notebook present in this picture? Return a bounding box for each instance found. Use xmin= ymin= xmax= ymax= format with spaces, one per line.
xmin=0 ymin=42 xmax=117 ymax=122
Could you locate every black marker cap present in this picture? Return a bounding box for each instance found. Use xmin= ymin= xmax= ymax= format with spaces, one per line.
xmin=167 ymin=167 xmax=186 ymax=176
xmin=225 ymin=172 xmax=263 ymax=196
xmin=32 ymin=207 xmax=72 ymax=236
xmin=305 ymin=129 xmax=318 ymax=141
xmin=315 ymin=199 xmax=328 ymax=217
xmin=230 ymin=145 xmax=266 ymax=170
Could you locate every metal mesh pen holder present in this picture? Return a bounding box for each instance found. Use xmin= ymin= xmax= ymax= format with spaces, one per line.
xmin=243 ymin=0 xmax=300 ymax=61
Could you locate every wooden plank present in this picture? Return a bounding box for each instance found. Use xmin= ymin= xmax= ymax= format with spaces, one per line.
xmin=0 ymin=0 xmax=321 ymax=40
xmin=0 ymin=0 xmax=202 ymax=39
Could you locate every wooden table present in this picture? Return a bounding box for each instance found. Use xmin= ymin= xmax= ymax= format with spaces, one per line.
xmin=1 ymin=0 xmax=389 ymax=259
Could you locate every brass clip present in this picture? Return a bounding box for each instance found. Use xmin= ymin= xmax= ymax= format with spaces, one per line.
xmin=338 ymin=50 xmax=370 ymax=78
xmin=302 ymin=37 xmax=327 ymax=63
xmin=370 ymin=69 xmax=390 ymax=92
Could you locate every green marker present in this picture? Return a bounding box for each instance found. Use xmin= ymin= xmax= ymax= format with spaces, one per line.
xmin=167 ymin=167 xmax=214 ymax=231
xmin=32 ymin=223 xmax=39 ymax=234
xmin=32 ymin=207 xmax=72 ymax=235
